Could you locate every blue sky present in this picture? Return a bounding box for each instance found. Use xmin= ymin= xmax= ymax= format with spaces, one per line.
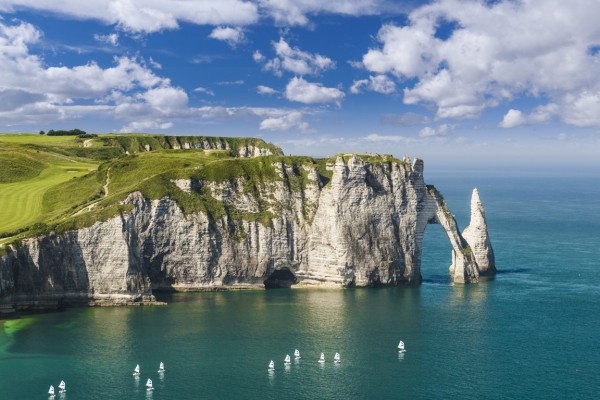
xmin=0 ymin=0 xmax=599 ymax=167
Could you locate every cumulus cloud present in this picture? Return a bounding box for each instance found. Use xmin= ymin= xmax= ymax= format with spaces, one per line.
xmin=0 ymin=0 xmax=259 ymax=33
xmin=257 ymin=85 xmax=278 ymax=95
xmin=94 ymin=32 xmax=119 ymax=45
xmin=500 ymin=109 xmax=526 ymax=128
xmin=350 ymin=75 xmax=395 ymax=94
xmin=0 ymin=19 xmax=176 ymax=125
xmin=208 ymin=26 xmax=245 ymax=47
xmin=284 ymin=77 xmax=344 ymax=105
xmin=259 ymin=111 xmax=309 ymax=131
xmin=263 ymin=38 xmax=335 ymax=76
xmin=361 ymin=0 xmax=600 ymax=127
xmin=500 ymin=104 xmax=559 ymax=128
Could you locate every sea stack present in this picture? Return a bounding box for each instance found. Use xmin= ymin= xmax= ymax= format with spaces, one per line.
xmin=462 ymin=188 xmax=496 ymax=276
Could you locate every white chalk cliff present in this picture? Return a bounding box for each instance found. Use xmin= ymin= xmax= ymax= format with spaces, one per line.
xmin=0 ymin=155 xmax=495 ymax=312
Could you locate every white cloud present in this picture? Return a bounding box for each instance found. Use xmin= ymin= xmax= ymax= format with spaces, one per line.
xmin=148 ymin=57 xmax=162 ymax=69
xmin=120 ymin=120 xmax=173 ymax=133
xmin=257 ymin=85 xmax=278 ymax=95
xmin=260 ymin=0 xmax=384 ymax=26
xmin=263 ymin=37 xmax=335 ymax=76
xmin=208 ymin=26 xmax=245 ymax=47
xmin=94 ymin=32 xmax=119 ymax=45
xmin=284 ymin=77 xmax=344 ymax=105
xmin=0 ymin=0 xmax=259 ymax=33
xmin=500 ymin=109 xmax=526 ymax=128
xmin=253 ymin=50 xmax=265 ymax=63
xmin=365 ymin=133 xmax=415 ymax=143
xmin=350 ymin=75 xmax=395 ymax=94
xmin=418 ymin=124 xmax=451 ymax=138
xmin=259 ymin=111 xmax=309 ymax=131
xmin=193 ymin=86 xmax=215 ymax=96
xmin=361 ymin=0 xmax=600 ymax=127
xmin=500 ymin=104 xmax=559 ymax=128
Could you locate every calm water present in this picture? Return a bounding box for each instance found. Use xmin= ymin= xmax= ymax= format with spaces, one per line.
xmin=1 ymin=171 xmax=600 ymax=399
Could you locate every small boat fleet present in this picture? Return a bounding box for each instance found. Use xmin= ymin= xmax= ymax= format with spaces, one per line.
xmin=268 ymin=350 xmax=342 ymax=370
xmin=267 ymin=340 xmax=406 ymax=371
xmin=132 ymin=362 xmax=163 ymax=391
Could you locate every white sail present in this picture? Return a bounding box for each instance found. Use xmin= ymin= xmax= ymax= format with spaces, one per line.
xmin=48 ymin=385 xmax=55 ymax=395
xmin=284 ymin=354 xmax=291 ymax=363
xmin=58 ymin=380 xmax=66 ymax=391
xmin=398 ymin=340 xmax=405 ymax=351
xmin=334 ymin=352 xmax=341 ymax=363
xmin=268 ymin=360 xmax=275 ymax=370
xmin=318 ymin=352 xmax=325 ymax=363
xmin=294 ymin=349 xmax=300 ymax=358
xmin=146 ymin=378 xmax=153 ymax=389
xmin=133 ymin=364 xmax=140 ymax=375
xmin=158 ymin=362 xmax=165 ymax=372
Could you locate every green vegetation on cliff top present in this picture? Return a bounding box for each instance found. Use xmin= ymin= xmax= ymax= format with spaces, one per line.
xmin=0 ymin=134 xmax=287 ymax=249
xmin=0 ymin=134 xmax=410 ymax=253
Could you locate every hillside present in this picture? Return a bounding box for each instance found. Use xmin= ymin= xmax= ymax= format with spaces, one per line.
xmin=0 ymin=134 xmax=283 ymax=249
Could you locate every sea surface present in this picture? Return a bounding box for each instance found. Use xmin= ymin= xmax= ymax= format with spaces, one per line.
xmin=1 ymin=169 xmax=599 ymax=399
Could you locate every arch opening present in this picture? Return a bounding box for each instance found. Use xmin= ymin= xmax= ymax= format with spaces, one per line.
xmin=264 ymin=267 xmax=297 ymax=289
xmin=421 ymin=223 xmax=454 ymax=284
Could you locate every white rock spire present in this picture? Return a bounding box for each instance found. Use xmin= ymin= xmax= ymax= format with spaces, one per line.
xmin=462 ymin=188 xmax=496 ymax=276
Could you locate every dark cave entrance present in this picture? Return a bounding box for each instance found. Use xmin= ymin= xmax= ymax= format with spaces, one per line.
xmin=264 ymin=267 xmax=298 ymax=289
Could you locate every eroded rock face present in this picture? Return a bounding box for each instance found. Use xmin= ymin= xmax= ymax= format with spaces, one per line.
xmin=0 ymin=156 xmax=495 ymax=311
xmin=462 ymin=188 xmax=496 ymax=276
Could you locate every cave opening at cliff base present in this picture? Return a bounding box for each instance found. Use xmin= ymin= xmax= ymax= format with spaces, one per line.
xmin=264 ymin=267 xmax=298 ymax=289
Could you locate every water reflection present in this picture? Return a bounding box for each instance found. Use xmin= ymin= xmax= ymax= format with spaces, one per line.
xmin=398 ymin=352 xmax=405 ymax=362
xmin=451 ymin=281 xmax=490 ymax=306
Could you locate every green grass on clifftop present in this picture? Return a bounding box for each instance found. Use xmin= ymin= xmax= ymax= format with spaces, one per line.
xmin=0 ymin=134 xmax=285 ymax=246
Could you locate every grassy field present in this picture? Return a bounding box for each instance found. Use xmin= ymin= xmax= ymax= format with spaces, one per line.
xmin=0 ymin=148 xmax=97 ymax=235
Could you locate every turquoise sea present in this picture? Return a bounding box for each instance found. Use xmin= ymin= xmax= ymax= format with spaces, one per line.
xmin=1 ymin=168 xmax=599 ymax=399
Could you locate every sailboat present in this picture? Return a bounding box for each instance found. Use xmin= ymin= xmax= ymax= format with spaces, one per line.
xmin=48 ymin=385 xmax=55 ymax=397
xmin=268 ymin=360 xmax=275 ymax=370
xmin=398 ymin=340 xmax=406 ymax=353
xmin=158 ymin=362 xmax=165 ymax=372
xmin=334 ymin=352 xmax=341 ymax=363
xmin=146 ymin=378 xmax=153 ymax=390
xmin=284 ymin=354 xmax=291 ymax=364
xmin=133 ymin=364 xmax=140 ymax=376
xmin=318 ymin=352 xmax=325 ymax=363
xmin=58 ymin=380 xmax=66 ymax=393
xmin=294 ymin=349 xmax=301 ymax=359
